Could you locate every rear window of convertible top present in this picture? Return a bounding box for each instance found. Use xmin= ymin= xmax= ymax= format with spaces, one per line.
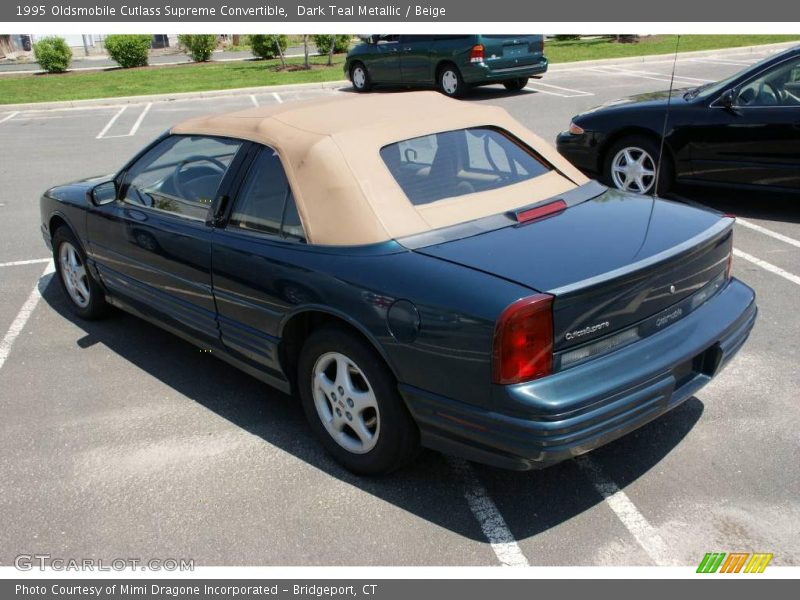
xmin=379 ymin=127 xmax=552 ymax=206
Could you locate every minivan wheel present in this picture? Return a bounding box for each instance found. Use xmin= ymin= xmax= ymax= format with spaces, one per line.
xmin=604 ymin=135 xmax=673 ymax=196
xmin=52 ymin=226 xmax=108 ymax=320
xmin=503 ymin=77 xmax=528 ymax=91
xmin=351 ymin=62 xmax=372 ymax=92
xmin=438 ymin=64 xmax=465 ymax=97
xmin=298 ymin=327 xmax=419 ymax=475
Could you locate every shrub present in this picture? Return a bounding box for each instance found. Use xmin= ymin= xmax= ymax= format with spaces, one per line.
xmin=250 ymin=35 xmax=290 ymax=60
xmin=178 ymin=34 xmax=218 ymax=62
xmin=312 ymin=35 xmax=352 ymax=55
xmin=33 ymin=37 xmax=72 ymax=73
xmin=552 ymin=35 xmax=581 ymax=41
xmin=104 ymin=34 xmax=151 ymax=68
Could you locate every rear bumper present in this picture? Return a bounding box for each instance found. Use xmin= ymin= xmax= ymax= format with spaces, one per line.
xmin=462 ymin=57 xmax=548 ymax=84
xmin=401 ymin=278 xmax=757 ymax=470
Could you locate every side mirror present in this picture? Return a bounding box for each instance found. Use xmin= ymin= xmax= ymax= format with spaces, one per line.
xmin=90 ymin=180 xmax=117 ymax=206
xmin=719 ymin=88 xmax=736 ymax=108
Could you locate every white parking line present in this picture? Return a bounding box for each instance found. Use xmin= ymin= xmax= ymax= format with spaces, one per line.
xmin=127 ymin=102 xmax=152 ymax=136
xmin=97 ymin=103 xmax=152 ymax=139
xmin=0 ymin=258 xmax=51 ymax=268
xmin=576 ymin=456 xmax=676 ymax=566
xmin=687 ymin=58 xmax=754 ymax=67
xmin=250 ymin=94 xmax=259 ymax=107
xmin=447 ymin=457 xmax=529 ymax=567
xmin=523 ymin=81 xmax=594 ymax=97
xmin=733 ymin=248 xmax=800 ymax=287
xmin=272 ymin=92 xmax=284 ymax=104
xmin=0 ymin=111 xmax=19 ymax=124
xmin=736 ymin=218 xmax=800 ymax=250
xmin=0 ymin=262 xmax=55 ymax=372
xmin=593 ymin=66 xmax=710 ymax=85
xmin=96 ymin=105 xmax=128 ymax=139
xmin=602 ymin=65 xmax=714 ymax=83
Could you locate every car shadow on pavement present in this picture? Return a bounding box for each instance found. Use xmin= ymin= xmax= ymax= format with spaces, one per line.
xmin=41 ymin=277 xmax=704 ymax=546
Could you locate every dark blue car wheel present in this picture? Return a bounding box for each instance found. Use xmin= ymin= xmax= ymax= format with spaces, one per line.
xmin=298 ymin=326 xmax=419 ymax=474
xmin=52 ymin=226 xmax=109 ymax=320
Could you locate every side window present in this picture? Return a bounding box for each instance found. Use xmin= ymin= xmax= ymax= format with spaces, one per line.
xmin=228 ymin=148 xmax=306 ymax=242
xmin=122 ymin=135 xmax=242 ymax=220
xmin=736 ymin=57 xmax=800 ymax=107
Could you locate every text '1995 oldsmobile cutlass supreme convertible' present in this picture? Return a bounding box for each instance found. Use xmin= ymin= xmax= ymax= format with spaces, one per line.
xmin=40 ymin=92 xmax=757 ymax=475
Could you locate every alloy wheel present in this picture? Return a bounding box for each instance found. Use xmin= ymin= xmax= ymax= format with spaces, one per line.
xmin=59 ymin=241 xmax=91 ymax=308
xmin=312 ymin=351 xmax=380 ymax=454
xmin=611 ymin=146 xmax=657 ymax=194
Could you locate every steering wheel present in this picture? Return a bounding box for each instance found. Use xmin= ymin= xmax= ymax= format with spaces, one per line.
xmin=172 ymin=155 xmax=226 ymax=200
xmin=756 ymin=80 xmax=779 ymax=105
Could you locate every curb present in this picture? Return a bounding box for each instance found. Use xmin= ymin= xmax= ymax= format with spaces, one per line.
xmin=548 ymin=40 xmax=798 ymax=71
xmin=0 ymin=80 xmax=351 ymax=112
xmin=2 ymin=40 xmax=796 ymax=112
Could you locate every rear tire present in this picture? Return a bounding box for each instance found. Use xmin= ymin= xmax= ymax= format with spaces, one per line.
xmin=298 ymin=326 xmax=420 ymax=475
xmin=52 ymin=226 xmax=109 ymax=320
xmin=603 ymin=135 xmax=673 ymax=196
xmin=503 ymin=77 xmax=528 ymax=91
xmin=350 ymin=62 xmax=372 ymax=92
xmin=438 ymin=63 xmax=465 ymax=98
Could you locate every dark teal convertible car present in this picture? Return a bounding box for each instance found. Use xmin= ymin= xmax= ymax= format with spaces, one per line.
xmin=39 ymin=93 xmax=756 ymax=475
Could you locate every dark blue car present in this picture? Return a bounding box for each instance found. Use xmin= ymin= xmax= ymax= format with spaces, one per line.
xmin=39 ymin=92 xmax=757 ymax=475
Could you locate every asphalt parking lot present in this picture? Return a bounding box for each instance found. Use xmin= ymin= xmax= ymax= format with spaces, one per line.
xmin=1 ymin=43 xmax=798 ymax=567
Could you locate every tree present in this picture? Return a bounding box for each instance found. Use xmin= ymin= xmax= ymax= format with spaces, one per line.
xmin=303 ymin=35 xmax=310 ymax=70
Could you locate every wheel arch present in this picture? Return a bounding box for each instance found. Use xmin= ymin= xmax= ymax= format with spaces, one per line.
xmin=48 ymin=211 xmax=82 ymax=248
xmin=278 ymin=307 xmax=398 ymax=392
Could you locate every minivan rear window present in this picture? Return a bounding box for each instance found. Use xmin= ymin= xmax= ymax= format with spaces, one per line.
xmin=380 ymin=127 xmax=551 ymax=205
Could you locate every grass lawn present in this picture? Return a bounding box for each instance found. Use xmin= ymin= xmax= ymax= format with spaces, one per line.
xmin=546 ymin=34 xmax=800 ymax=63
xmin=0 ymin=55 xmax=347 ymax=105
xmin=1 ymin=35 xmax=799 ymax=105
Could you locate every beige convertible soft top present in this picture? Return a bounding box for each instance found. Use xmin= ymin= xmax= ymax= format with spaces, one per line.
xmin=172 ymin=91 xmax=588 ymax=246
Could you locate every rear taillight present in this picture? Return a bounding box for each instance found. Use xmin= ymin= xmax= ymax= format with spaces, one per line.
xmin=469 ymin=44 xmax=485 ymax=63
xmin=492 ymin=294 xmax=554 ymax=385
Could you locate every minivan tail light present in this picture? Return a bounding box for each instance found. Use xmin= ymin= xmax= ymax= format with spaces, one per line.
xmin=492 ymin=294 xmax=554 ymax=385
xmin=469 ymin=44 xmax=485 ymax=63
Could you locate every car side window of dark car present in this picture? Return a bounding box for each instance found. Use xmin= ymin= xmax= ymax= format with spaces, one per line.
xmin=120 ymin=135 xmax=243 ymax=221
xmin=735 ymin=56 xmax=800 ymax=107
xmin=227 ymin=148 xmax=306 ymax=242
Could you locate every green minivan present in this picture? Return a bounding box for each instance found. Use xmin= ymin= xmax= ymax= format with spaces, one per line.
xmin=344 ymin=34 xmax=548 ymax=97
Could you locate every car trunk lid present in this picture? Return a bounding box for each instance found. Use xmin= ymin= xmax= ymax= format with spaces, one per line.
xmin=414 ymin=189 xmax=733 ymax=352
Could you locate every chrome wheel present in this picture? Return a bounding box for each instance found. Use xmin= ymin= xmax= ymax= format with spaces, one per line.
xmin=611 ymin=146 xmax=657 ymax=194
xmin=312 ymin=351 xmax=380 ymax=454
xmin=59 ymin=241 xmax=90 ymax=308
xmin=441 ymin=69 xmax=459 ymax=95
xmin=352 ymin=66 xmax=366 ymax=89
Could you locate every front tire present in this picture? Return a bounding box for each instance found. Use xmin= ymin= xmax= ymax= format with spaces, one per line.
xmin=604 ymin=135 xmax=673 ymax=195
xmin=52 ymin=226 xmax=108 ymax=320
xmin=438 ymin=64 xmax=465 ymax=98
xmin=503 ymin=77 xmax=528 ymax=91
xmin=298 ymin=327 xmax=419 ymax=475
xmin=350 ymin=62 xmax=372 ymax=92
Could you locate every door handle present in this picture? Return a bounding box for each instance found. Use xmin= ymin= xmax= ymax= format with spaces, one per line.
xmin=403 ymin=47 xmax=412 ymax=52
